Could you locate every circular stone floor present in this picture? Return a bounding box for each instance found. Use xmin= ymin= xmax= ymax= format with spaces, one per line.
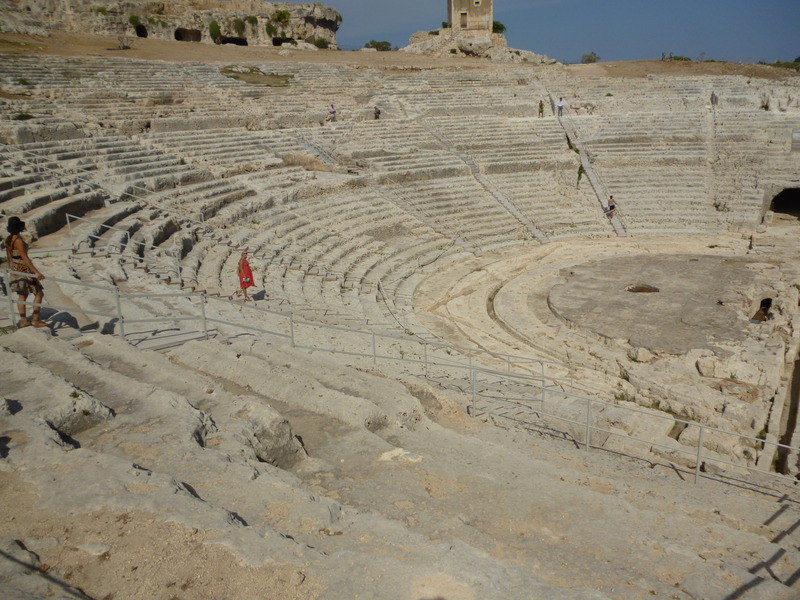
xmin=508 ymin=254 xmax=762 ymax=354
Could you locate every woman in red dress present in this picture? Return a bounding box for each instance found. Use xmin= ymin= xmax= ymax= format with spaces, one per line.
xmin=236 ymin=250 xmax=254 ymax=301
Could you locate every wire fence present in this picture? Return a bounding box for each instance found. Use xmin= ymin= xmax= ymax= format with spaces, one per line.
xmin=2 ymin=265 xmax=797 ymax=490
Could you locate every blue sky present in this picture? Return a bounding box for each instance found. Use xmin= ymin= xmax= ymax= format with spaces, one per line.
xmin=313 ymin=0 xmax=800 ymax=63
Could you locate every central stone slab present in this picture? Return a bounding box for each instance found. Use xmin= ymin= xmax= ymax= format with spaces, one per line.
xmin=546 ymin=254 xmax=759 ymax=354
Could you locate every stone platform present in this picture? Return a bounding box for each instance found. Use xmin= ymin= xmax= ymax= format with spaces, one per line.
xmin=545 ymin=254 xmax=760 ymax=354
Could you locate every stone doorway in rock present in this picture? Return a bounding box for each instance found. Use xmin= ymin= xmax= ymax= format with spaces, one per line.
xmin=770 ymin=188 xmax=800 ymax=221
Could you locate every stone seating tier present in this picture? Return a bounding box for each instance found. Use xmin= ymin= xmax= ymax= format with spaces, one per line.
xmin=488 ymin=171 xmax=613 ymax=240
xmin=0 ymin=53 xmax=797 ymax=355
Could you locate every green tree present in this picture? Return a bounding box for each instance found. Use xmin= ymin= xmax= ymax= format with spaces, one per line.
xmin=492 ymin=21 xmax=506 ymax=34
xmin=581 ymin=51 xmax=600 ymax=64
xmin=232 ymin=17 xmax=245 ymax=36
xmin=272 ymin=10 xmax=290 ymax=24
xmin=209 ymin=20 xmax=221 ymax=39
xmin=364 ymin=40 xmax=391 ymax=52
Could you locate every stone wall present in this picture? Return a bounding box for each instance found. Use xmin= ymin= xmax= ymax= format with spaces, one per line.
xmin=0 ymin=0 xmax=342 ymax=48
xmin=448 ymin=0 xmax=493 ymax=32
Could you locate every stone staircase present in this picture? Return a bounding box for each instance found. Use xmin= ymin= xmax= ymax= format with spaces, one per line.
xmin=2 ymin=322 xmax=799 ymax=599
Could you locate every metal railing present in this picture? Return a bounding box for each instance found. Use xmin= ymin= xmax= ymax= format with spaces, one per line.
xmin=468 ymin=371 xmax=798 ymax=486
xmin=2 ymin=265 xmax=797 ymax=490
xmin=65 ymin=213 xmax=192 ymax=282
xmin=0 ymin=142 xmax=206 ymax=227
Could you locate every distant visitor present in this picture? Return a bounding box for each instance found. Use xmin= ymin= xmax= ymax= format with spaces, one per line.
xmin=235 ymin=250 xmax=255 ymax=302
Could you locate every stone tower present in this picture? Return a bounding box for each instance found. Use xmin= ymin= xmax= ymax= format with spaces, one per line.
xmin=447 ymin=0 xmax=493 ymax=32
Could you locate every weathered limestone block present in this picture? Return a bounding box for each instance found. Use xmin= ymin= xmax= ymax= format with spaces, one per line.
xmin=458 ymin=36 xmax=492 ymax=56
xmin=4 ymin=122 xmax=85 ymax=144
xmin=44 ymin=390 xmax=114 ymax=438
xmin=486 ymin=46 xmax=557 ymax=64
xmin=233 ymin=399 xmax=307 ymax=468
xmin=628 ymin=346 xmax=654 ymax=363
xmin=678 ymin=423 xmax=761 ymax=465
xmin=696 ymin=337 xmax=784 ymax=390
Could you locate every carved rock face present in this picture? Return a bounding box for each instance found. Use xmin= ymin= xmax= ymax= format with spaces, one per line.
xmin=0 ymin=0 xmax=342 ymax=47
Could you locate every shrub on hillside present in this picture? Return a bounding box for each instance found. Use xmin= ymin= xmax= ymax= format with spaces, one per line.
xmin=233 ymin=18 xmax=245 ymax=36
xmin=272 ymin=10 xmax=290 ymax=24
xmin=364 ymin=40 xmax=391 ymax=52
xmin=772 ymin=61 xmax=800 ymax=72
xmin=314 ymin=38 xmax=329 ymax=49
xmin=209 ymin=20 xmax=221 ymax=39
xmin=266 ymin=23 xmax=277 ymax=37
xmin=581 ymin=52 xmax=600 ymax=64
xmin=492 ymin=21 xmax=506 ymax=34
xmin=246 ymin=16 xmax=258 ymax=26
xmin=128 ymin=15 xmax=140 ymax=26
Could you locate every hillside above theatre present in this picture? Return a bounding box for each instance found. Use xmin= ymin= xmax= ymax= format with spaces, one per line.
xmin=0 ymin=0 xmax=342 ymax=49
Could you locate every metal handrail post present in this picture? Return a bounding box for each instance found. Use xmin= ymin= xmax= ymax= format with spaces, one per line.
xmin=372 ymin=331 xmax=377 ymax=364
xmin=200 ymin=294 xmax=208 ymax=339
xmin=289 ymin=312 xmax=295 ymax=347
xmin=114 ymin=287 xmax=125 ymax=339
xmin=5 ymin=273 xmax=16 ymax=325
xmin=66 ymin=214 xmax=74 ymax=249
xmin=694 ymin=426 xmax=705 ymax=485
xmin=423 ymin=343 xmax=428 ymax=379
xmin=471 ymin=367 xmax=477 ymax=416
xmin=585 ymin=398 xmax=592 ymax=451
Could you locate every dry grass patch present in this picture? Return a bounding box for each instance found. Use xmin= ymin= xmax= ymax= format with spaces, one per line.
xmin=221 ymin=65 xmax=293 ymax=86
